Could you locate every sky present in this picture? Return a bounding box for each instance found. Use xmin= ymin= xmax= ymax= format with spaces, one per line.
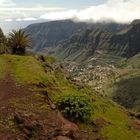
xmin=0 ymin=0 xmax=140 ymax=33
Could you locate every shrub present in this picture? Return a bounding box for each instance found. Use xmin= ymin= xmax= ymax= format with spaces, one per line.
xmin=45 ymin=56 xmax=56 ymax=64
xmin=55 ymin=93 xmax=93 ymax=122
xmin=8 ymin=29 xmax=31 ymax=55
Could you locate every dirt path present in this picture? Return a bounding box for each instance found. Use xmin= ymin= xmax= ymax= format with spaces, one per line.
xmin=0 ymin=73 xmax=81 ymax=140
xmin=0 ymin=71 xmax=84 ymax=140
xmin=0 ymin=74 xmax=29 ymax=106
xmin=0 ymin=57 xmax=30 ymax=106
xmin=0 ymin=59 xmax=34 ymax=139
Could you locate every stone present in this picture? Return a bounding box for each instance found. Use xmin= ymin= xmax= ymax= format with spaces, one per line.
xmin=50 ymin=104 xmax=57 ymax=110
xmin=14 ymin=111 xmax=46 ymax=139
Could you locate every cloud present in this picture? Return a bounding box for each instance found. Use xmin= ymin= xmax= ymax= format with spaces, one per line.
xmin=0 ymin=0 xmax=15 ymax=7
xmin=40 ymin=0 xmax=140 ymax=23
xmin=0 ymin=7 xmax=66 ymax=22
xmin=0 ymin=0 xmax=66 ymax=22
xmin=4 ymin=18 xmax=13 ymax=22
xmin=16 ymin=17 xmax=38 ymax=21
xmin=1 ymin=0 xmax=140 ymax=24
xmin=40 ymin=10 xmax=77 ymax=20
xmin=0 ymin=7 xmax=66 ymax=11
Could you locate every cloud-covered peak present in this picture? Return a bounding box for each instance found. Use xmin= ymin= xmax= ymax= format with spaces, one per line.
xmin=0 ymin=0 xmax=140 ymax=33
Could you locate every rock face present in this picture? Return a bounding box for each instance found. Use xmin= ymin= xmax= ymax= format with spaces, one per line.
xmin=57 ymin=112 xmax=79 ymax=139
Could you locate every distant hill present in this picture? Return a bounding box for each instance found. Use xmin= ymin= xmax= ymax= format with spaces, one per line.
xmin=45 ymin=20 xmax=140 ymax=63
xmin=24 ymin=20 xmax=126 ymax=52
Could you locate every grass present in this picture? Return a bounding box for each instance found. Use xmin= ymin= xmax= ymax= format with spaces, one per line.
xmin=44 ymin=56 xmax=56 ymax=64
xmin=0 ymin=54 xmax=53 ymax=84
xmin=90 ymin=97 xmax=140 ymax=140
xmin=105 ymin=53 xmax=140 ymax=113
xmin=10 ymin=93 xmax=50 ymax=113
xmin=86 ymin=53 xmax=126 ymax=67
xmin=0 ymin=55 xmax=9 ymax=79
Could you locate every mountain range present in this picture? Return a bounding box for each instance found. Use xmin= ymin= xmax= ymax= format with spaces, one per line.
xmin=24 ymin=19 xmax=140 ymax=64
xmin=44 ymin=20 xmax=140 ymax=63
xmin=25 ymin=20 xmax=126 ymax=53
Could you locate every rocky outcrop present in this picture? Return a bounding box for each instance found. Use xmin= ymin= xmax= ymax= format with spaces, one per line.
xmin=14 ymin=111 xmax=47 ymax=139
xmin=14 ymin=111 xmax=80 ymax=140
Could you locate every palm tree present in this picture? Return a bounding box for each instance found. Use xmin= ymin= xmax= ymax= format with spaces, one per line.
xmin=8 ymin=29 xmax=31 ymax=55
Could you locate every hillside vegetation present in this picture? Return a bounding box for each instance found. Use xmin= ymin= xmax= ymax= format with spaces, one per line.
xmin=0 ymin=55 xmax=139 ymax=139
xmin=105 ymin=52 xmax=140 ymax=113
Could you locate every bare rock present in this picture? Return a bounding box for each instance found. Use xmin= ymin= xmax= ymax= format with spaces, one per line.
xmin=57 ymin=112 xmax=79 ymax=139
xmin=14 ymin=111 xmax=46 ymax=139
xmin=50 ymin=104 xmax=57 ymax=110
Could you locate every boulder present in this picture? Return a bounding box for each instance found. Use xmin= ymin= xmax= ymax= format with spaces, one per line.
xmin=14 ymin=111 xmax=46 ymax=139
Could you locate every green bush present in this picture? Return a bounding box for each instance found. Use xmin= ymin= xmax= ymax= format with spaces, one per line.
xmin=55 ymin=93 xmax=93 ymax=122
xmin=45 ymin=56 xmax=56 ymax=64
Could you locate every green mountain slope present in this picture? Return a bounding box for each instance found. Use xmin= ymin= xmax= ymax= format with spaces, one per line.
xmin=45 ymin=20 xmax=140 ymax=63
xmin=0 ymin=54 xmax=139 ymax=139
xmin=105 ymin=52 xmax=140 ymax=113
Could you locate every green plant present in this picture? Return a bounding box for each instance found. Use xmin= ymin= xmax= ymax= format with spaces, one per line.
xmin=55 ymin=93 xmax=93 ymax=122
xmin=8 ymin=29 xmax=31 ymax=55
xmin=0 ymin=28 xmax=10 ymax=54
xmin=45 ymin=56 xmax=56 ymax=64
xmin=0 ymin=28 xmax=5 ymax=44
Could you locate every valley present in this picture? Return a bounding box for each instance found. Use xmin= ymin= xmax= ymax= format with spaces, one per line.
xmin=24 ymin=19 xmax=140 ymax=115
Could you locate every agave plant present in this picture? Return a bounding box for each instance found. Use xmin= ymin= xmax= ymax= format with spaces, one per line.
xmin=8 ymin=29 xmax=31 ymax=55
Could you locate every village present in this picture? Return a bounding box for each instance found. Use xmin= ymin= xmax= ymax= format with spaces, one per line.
xmin=66 ymin=62 xmax=118 ymax=94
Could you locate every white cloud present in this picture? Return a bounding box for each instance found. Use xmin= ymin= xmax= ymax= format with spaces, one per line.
xmin=0 ymin=0 xmax=15 ymax=7
xmin=40 ymin=10 xmax=77 ymax=20
xmin=4 ymin=18 xmax=13 ymax=22
xmin=0 ymin=0 xmax=140 ymax=24
xmin=40 ymin=0 xmax=140 ymax=23
xmin=16 ymin=17 xmax=38 ymax=21
xmin=0 ymin=7 xmax=66 ymax=11
xmin=0 ymin=0 xmax=66 ymax=22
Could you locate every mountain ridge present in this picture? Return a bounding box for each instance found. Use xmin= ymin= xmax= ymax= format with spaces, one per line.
xmin=44 ymin=19 xmax=140 ymax=62
xmin=24 ymin=19 xmax=126 ymax=52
